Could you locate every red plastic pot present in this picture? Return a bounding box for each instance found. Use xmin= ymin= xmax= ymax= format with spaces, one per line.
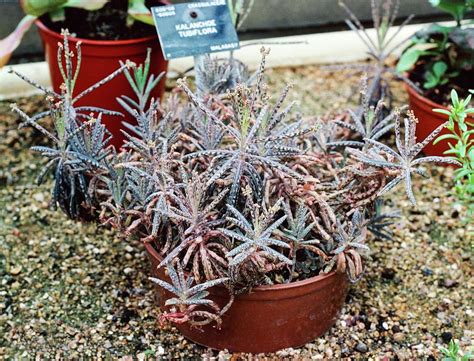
xmin=406 ymin=83 xmax=474 ymax=157
xmin=36 ymin=17 xmax=168 ymax=148
xmin=145 ymin=243 xmax=348 ymax=353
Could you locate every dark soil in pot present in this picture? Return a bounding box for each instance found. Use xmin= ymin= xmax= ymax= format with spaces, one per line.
xmin=40 ymin=0 xmax=158 ymax=40
xmin=144 ymin=242 xmax=349 ymax=353
xmin=408 ymin=62 xmax=474 ymax=106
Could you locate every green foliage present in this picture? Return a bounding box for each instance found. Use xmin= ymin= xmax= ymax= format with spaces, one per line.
xmin=20 ymin=0 xmax=108 ymax=18
xmin=433 ymin=89 xmax=474 ymax=219
xmin=429 ymin=0 xmax=473 ymax=25
xmin=397 ymin=1 xmax=474 ymax=93
xmin=439 ymin=339 xmax=474 ymax=361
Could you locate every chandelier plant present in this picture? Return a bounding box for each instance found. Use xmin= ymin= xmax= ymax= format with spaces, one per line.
xmin=11 ymin=32 xmax=458 ymax=328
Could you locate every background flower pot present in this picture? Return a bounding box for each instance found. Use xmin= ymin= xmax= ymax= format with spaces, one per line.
xmin=406 ymin=83 xmax=474 ymax=157
xmin=35 ymin=18 xmax=168 ymax=149
xmin=145 ymin=243 xmax=349 ymax=353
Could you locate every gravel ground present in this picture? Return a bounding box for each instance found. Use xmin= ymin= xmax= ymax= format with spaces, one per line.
xmin=0 ymin=64 xmax=473 ymax=359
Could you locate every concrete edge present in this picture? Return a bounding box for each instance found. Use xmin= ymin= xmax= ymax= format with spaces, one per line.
xmin=0 ymin=21 xmax=452 ymax=100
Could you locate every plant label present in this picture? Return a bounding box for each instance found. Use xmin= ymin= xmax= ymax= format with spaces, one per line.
xmin=151 ymin=1 xmax=240 ymax=60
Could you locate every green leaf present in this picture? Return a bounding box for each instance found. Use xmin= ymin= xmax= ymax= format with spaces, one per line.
xmin=20 ymin=0 xmax=66 ymax=16
xmin=433 ymin=108 xmax=452 ymax=116
xmin=451 ymin=89 xmax=459 ymax=107
xmin=128 ymin=0 xmax=154 ymax=26
xmin=429 ymin=0 xmax=468 ymax=23
xmin=444 ymin=148 xmax=462 ymax=155
xmin=434 ymin=133 xmax=459 ymax=145
xmin=424 ymin=72 xmax=439 ymax=89
xmin=397 ymin=48 xmax=423 ymax=72
xmin=433 ymin=61 xmax=448 ymax=77
xmin=455 ymin=168 xmax=472 ymax=180
xmin=64 ymin=0 xmax=108 ymax=11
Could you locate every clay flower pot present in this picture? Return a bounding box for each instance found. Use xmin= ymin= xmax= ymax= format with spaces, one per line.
xmin=405 ymin=83 xmax=474 ymax=157
xmin=145 ymin=243 xmax=349 ymax=353
xmin=35 ymin=18 xmax=168 ymax=149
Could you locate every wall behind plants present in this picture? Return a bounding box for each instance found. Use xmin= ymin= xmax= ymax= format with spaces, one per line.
xmin=0 ymin=0 xmax=464 ymax=62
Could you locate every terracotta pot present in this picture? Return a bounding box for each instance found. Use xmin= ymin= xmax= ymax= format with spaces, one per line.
xmin=145 ymin=243 xmax=349 ymax=353
xmin=405 ymin=83 xmax=474 ymax=157
xmin=35 ymin=16 xmax=168 ymax=149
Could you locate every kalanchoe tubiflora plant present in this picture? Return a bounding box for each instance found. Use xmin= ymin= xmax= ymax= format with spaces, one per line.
xmin=93 ymin=47 xmax=457 ymax=327
xmin=336 ymin=0 xmax=419 ymax=110
xmin=10 ymin=31 xmax=133 ymax=219
xmin=329 ymin=77 xmax=408 ymax=148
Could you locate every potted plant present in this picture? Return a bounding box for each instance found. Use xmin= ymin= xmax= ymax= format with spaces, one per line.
xmin=96 ymin=47 xmax=458 ymax=352
xmin=1 ymin=0 xmax=169 ymax=148
xmin=397 ymin=0 xmax=474 ymax=156
xmin=12 ymin=29 xmax=459 ymax=351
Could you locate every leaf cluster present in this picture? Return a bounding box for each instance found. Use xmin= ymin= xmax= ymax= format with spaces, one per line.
xmin=434 ymin=89 xmax=474 ymax=220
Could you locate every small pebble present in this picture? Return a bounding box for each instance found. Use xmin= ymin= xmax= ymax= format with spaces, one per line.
xmin=355 ymin=342 xmax=368 ymax=353
xmin=422 ymin=267 xmax=433 ymax=276
xmin=9 ymin=266 xmax=21 ymax=275
xmin=441 ymin=279 xmax=459 ymax=288
xmin=393 ymin=333 xmax=405 ymax=343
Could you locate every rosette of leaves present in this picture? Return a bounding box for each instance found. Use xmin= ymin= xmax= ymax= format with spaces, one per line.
xmin=324 ymin=210 xmax=370 ymax=283
xmin=180 ymin=49 xmax=309 ymax=206
xmin=157 ymin=173 xmax=230 ymax=282
xmin=329 ymin=78 xmax=408 ymax=148
xmin=92 ymin=49 xmax=457 ymax=327
xmin=194 ymin=54 xmax=251 ymax=96
xmin=347 ymin=109 xmax=461 ymax=205
xmin=150 ymin=262 xmax=232 ymax=327
xmin=275 ymin=203 xmax=328 ymax=281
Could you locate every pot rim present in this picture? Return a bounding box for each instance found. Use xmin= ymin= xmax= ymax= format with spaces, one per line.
xmin=35 ymin=18 xmax=159 ymax=46
xmin=144 ymin=242 xmax=344 ymax=295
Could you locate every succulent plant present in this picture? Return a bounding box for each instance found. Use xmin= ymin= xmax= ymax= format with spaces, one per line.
xmin=433 ymin=89 xmax=474 ymax=220
xmin=10 ymin=31 xmax=130 ymax=219
xmin=324 ymin=210 xmax=369 ymax=283
xmin=180 ymin=50 xmax=310 ymax=206
xmin=397 ymin=1 xmax=473 ymax=101
xmin=150 ymin=262 xmax=232 ymax=327
xmin=366 ymin=199 xmax=401 ymax=241
xmin=348 ymin=109 xmax=461 ymax=205
xmin=329 ymin=78 xmax=408 ymax=148
xmin=337 ymin=0 xmax=419 ymax=108
xmin=7 ymin=0 xmax=452 ymax=330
